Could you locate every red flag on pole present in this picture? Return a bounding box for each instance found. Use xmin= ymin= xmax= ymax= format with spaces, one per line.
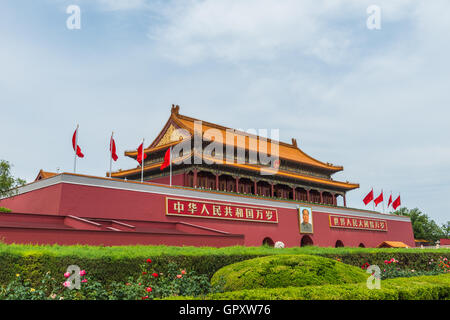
xmin=374 ymin=191 xmax=383 ymax=207
xmin=392 ymin=195 xmax=401 ymax=210
xmin=136 ymin=143 xmax=147 ymax=164
xmin=160 ymin=148 xmax=171 ymax=171
xmin=363 ymin=189 xmax=374 ymax=205
xmin=72 ymin=128 xmax=84 ymax=158
xmin=387 ymin=193 xmax=393 ymax=208
xmin=110 ymin=136 xmax=118 ymax=161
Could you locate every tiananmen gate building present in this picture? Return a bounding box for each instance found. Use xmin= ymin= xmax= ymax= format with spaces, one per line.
xmin=0 ymin=106 xmax=415 ymax=248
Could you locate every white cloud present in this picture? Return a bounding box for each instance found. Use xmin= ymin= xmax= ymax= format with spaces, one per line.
xmin=96 ymin=0 xmax=146 ymax=11
xmin=147 ymin=0 xmax=424 ymax=65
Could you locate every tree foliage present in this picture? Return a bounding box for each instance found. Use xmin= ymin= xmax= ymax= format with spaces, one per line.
xmin=0 ymin=160 xmax=26 ymax=198
xmin=442 ymin=222 xmax=450 ymax=238
xmin=393 ymin=207 xmax=446 ymax=243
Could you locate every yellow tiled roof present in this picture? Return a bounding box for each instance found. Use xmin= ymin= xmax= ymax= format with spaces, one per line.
xmin=377 ymin=241 xmax=410 ymax=248
xmin=35 ymin=169 xmax=57 ymax=181
xmin=125 ymin=106 xmax=343 ymax=172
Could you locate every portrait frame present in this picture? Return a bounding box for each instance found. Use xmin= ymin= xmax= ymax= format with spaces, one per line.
xmin=298 ymin=206 xmax=313 ymax=234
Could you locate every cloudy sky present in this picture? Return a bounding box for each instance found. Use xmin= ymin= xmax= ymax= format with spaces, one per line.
xmin=0 ymin=0 xmax=448 ymax=225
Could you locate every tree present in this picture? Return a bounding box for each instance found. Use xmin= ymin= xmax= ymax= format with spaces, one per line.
xmin=0 ymin=160 xmax=26 ymax=198
xmin=393 ymin=207 xmax=445 ymax=243
xmin=442 ymin=221 xmax=450 ymax=238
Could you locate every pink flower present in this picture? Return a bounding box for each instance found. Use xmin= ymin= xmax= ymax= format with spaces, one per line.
xmin=181 ymin=270 xmax=186 ymax=275
xmin=176 ymin=274 xmax=182 ymax=279
xmin=79 ymin=270 xmax=87 ymax=276
xmin=81 ymin=279 xmax=87 ymax=283
xmin=63 ymin=281 xmax=71 ymax=287
xmin=64 ymin=272 xmax=71 ymax=278
xmin=146 ymin=287 xmax=152 ymax=292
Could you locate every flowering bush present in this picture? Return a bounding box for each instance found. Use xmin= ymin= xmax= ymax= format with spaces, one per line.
xmin=136 ymin=259 xmax=221 ymax=299
xmin=1 ymin=255 xmax=448 ymax=300
xmin=381 ymin=257 xmax=449 ymax=279
xmin=361 ymin=262 xmax=370 ymax=270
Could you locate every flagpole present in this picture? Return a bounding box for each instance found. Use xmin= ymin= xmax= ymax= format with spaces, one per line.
xmin=372 ymin=187 xmax=375 ymax=212
xmin=382 ymin=189 xmax=385 ymax=214
xmin=389 ymin=190 xmax=392 ymax=213
xmin=74 ymin=124 xmax=79 ymax=173
xmin=169 ymin=147 xmax=172 ymax=187
xmin=109 ymin=132 xmax=113 ymax=178
xmin=141 ymin=138 xmax=144 ymax=183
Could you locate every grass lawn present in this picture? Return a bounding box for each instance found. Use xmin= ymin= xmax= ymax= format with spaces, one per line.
xmin=0 ymin=243 xmax=448 ymax=258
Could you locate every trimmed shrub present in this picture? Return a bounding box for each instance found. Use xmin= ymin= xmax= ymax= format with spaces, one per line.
xmin=211 ymin=254 xmax=367 ymax=291
xmin=203 ymin=273 xmax=450 ymax=300
xmin=0 ymin=243 xmax=447 ymax=287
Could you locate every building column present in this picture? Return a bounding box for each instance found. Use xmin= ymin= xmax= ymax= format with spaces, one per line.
xmin=306 ymin=189 xmax=310 ymax=202
xmin=343 ymin=194 xmax=347 ymax=207
xmin=215 ymin=173 xmax=219 ymax=190
xmin=292 ymin=186 xmax=296 ymax=200
xmin=320 ymin=191 xmax=323 ymax=204
xmin=271 ymin=183 xmax=274 ymax=197
xmin=332 ymin=193 xmax=337 ymax=206
xmin=254 ymin=180 xmax=258 ymax=195
xmin=235 ymin=177 xmax=239 ymax=193
xmin=193 ymin=168 xmax=198 ymax=188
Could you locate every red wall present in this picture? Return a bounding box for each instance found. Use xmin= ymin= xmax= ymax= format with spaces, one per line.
xmin=0 ymin=184 xmax=62 ymax=214
xmin=147 ymin=173 xmax=185 ymax=186
xmin=0 ymin=182 xmax=415 ymax=248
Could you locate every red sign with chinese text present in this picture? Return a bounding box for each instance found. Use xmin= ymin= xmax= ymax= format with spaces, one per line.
xmin=329 ymin=215 xmax=387 ymax=232
xmin=166 ymin=197 xmax=278 ymax=223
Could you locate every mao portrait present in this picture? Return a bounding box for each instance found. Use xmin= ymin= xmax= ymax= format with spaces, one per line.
xmin=299 ymin=207 xmax=313 ymax=234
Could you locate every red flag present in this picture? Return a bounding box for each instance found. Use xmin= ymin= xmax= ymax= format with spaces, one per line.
xmin=374 ymin=191 xmax=383 ymax=207
xmin=110 ymin=136 xmax=118 ymax=161
xmin=137 ymin=143 xmax=147 ymax=164
xmin=387 ymin=194 xmax=393 ymax=208
xmin=72 ymin=129 xmax=84 ymax=158
xmin=392 ymin=195 xmax=401 ymax=210
xmin=363 ymin=189 xmax=374 ymax=205
xmin=160 ymin=148 xmax=171 ymax=170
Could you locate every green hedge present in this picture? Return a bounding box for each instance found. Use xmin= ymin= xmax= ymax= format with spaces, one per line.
xmin=211 ymin=255 xmax=367 ymax=291
xmin=173 ymin=274 xmax=450 ymax=300
xmin=0 ymin=243 xmax=448 ymax=287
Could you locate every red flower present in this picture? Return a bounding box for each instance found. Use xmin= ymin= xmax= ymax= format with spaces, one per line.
xmin=142 ymin=296 xmax=149 ymax=300
xmin=147 ymin=259 xmax=152 ymax=264
xmin=152 ymin=273 xmax=158 ymax=278
xmin=146 ymin=287 xmax=152 ymax=292
xmin=142 ymin=272 xmax=147 ymax=275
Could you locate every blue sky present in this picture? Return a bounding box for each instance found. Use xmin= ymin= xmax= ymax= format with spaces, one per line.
xmin=0 ymin=0 xmax=449 ymax=225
